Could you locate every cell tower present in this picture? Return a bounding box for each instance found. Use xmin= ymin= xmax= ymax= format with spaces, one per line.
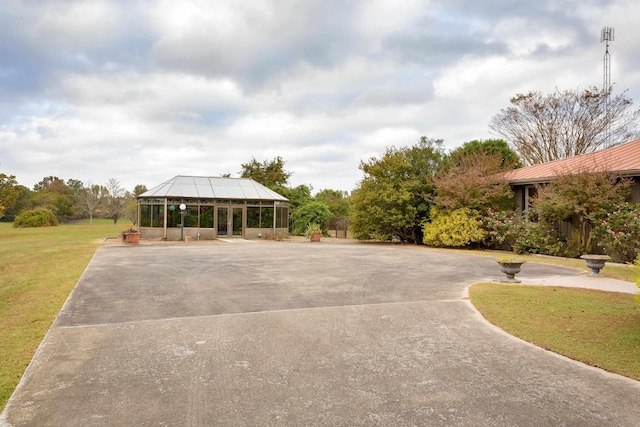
xmin=601 ymin=26 xmax=614 ymax=147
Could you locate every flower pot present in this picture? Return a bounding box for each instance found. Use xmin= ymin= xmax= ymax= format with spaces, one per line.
xmin=310 ymin=231 xmax=321 ymax=242
xmin=497 ymin=260 xmax=525 ymax=283
xmin=123 ymin=232 xmax=141 ymax=244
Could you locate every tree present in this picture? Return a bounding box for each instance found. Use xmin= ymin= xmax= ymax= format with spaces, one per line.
xmin=240 ymin=156 xmax=292 ymax=191
xmin=315 ymin=189 xmax=351 ymax=218
xmin=133 ymin=184 xmax=148 ymax=197
xmin=447 ymin=139 xmax=522 ymax=169
xmin=351 ymin=137 xmax=444 ymax=243
xmin=277 ymin=184 xmax=312 ymax=212
xmin=432 ymin=152 xmax=515 ymax=214
xmin=104 ymin=178 xmax=127 ymax=225
xmin=33 ymin=176 xmax=65 ymax=193
xmin=30 ymin=176 xmax=76 ymax=221
xmin=489 ymin=87 xmax=640 ymax=165
xmin=77 ymin=185 xmax=107 ymax=224
xmin=0 ymin=173 xmax=20 ymax=218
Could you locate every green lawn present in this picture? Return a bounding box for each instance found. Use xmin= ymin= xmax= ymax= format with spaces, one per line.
xmin=469 ymin=283 xmax=640 ymax=380
xmin=0 ymin=220 xmax=125 ymax=411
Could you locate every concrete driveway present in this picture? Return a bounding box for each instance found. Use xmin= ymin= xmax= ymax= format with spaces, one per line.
xmin=2 ymin=241 xmax=639 ymax=426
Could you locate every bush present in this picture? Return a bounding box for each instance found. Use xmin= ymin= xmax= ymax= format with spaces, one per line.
xmin=512 ymin=220 xmax=567 ymax=257
xmin=591 ymin=203 xmax=640 ymax=263
xmin=482 ymin=208 xmax=521 ymax=250
xmin=13 ymin=208 xmax=58 ymax=228
xmin=290 ymin=201 xmax=333 ymax=236
xmin=634 ymin=255 xmax=640 ymax=308
xmin=423 ymin=207 xmax=486 ymax=247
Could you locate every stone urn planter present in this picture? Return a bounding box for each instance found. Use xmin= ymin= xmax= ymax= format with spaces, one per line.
xmin=122 ymin=226 xmax=141 ymax=245
xmin=580 ymin=254 xmax=611 ymax=276
xmin=497 ymin=259 xmax=526 ymax=283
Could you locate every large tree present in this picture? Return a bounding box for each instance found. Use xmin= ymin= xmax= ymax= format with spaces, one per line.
xmin=240 ymin=156 xmax=292 ymax=191
xmin=489 ymin=87 xmax=640 ymax=165
xmin=0 ymin=173 xmax=20 ymax=218
xmin=351 ymin=137 xmax=444 ymax=243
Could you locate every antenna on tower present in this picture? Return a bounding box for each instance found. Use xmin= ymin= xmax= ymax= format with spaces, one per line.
xmin=601 ymin=26 xmax=615 ymax=147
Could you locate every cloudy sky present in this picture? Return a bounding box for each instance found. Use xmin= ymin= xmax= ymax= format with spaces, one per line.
xmin=1 ymin=0 xmax=639 ymax=194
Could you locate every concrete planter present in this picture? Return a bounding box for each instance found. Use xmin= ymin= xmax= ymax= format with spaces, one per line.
xmin=497 ymin=260 xmax=526 ymax=283
xmin=580 ymin=254 xmax=611 ymax=276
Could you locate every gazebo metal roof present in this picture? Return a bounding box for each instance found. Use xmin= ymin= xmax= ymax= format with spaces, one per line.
xmin=138 ymin=176 xmax=288 ymax=201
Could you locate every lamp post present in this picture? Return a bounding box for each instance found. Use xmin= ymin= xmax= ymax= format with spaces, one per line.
xmin=179 ymin=203 xmax=186 ymax=241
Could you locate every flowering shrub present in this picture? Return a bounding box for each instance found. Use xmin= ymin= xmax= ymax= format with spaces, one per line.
xmin=423 ymin=207 xmax=486 ymax=247
xmin=482 ymin=208 xmax=521 ymax=250
xmin=591 ymin=203 xmax=640 ymax=263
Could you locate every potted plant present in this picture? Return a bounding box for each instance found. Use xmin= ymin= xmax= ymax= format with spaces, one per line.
xmin=496 ymin=258 xmax=526 ymax=283
xmin=305 ymin=223 xmax=322 ymax=242
xmin=122 ymin=225 xmax=141 ymax=244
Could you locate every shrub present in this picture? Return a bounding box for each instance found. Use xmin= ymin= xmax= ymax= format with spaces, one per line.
xmin=290 ymin=201 xmax=333 ymax=236
xmin=482 ymin=208 xmax=521 ymax=250
xmin=13 ymin=208 xmax=58 ymax=228
xmin=423 ymin=207 xmax=486 ymax=247
xmin=512 ymin=220 xmax=567 ymax=257
xmin=591 ymin=203 xmax=640 ymax=263
xmin=634 ymin=255 xmax=640 ymax=308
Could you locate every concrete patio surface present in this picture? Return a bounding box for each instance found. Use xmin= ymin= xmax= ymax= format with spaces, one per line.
xmin=2 ymin=241 xmax=639 ymax=426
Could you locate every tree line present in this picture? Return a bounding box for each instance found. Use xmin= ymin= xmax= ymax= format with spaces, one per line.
xmin=0 ymin=175 xmax=148 ymax=225
xmin=2 ymin=84 xmax=639 ymax=257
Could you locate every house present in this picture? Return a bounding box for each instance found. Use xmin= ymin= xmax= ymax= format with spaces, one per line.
xmin=504 ymin=138 xmax=640 ymax=212
xmin=137 ymin=175 xmax=289 ymax=240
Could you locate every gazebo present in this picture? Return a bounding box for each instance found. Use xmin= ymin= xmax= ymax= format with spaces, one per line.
xmin=137 ymin=175 xmax=289 ymax=240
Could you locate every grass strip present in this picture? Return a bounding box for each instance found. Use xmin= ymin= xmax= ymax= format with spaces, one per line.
xmin=0 ymin=220 xmax=124 ymax=411
xmin=469 ymin=283 xmax=640 ymax=380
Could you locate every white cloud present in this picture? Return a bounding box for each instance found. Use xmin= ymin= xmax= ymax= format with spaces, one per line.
xmin=1 ymin=0 xmax=639 ymax=194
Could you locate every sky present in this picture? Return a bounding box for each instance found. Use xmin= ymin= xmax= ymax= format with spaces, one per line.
xmin=1 ymin=0 xmax=639 ymax=194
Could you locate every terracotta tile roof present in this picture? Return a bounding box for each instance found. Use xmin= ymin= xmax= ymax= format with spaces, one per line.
xmin=504 ymin=138 xmax=640 ymax=184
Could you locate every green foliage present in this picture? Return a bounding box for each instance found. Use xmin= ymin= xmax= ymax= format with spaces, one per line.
xmin=482 ymin=208 xmax=521 ymax=250
xmin=422 ymin=207 xmax=486 ymax=247
xmin=240 ymin=156 xmax=292 ymax=191
xmin=351 ymin=137 xmax=444 ymax=243
xmin=532 ymin=171 xmax=632 ymax=254
xmin=635 ymin=256 xmax=640 ymax=308
xmin=315 ymin=189 xmax=351 ymax=218
xmin=448 ymin=139 xmax=522 ymax=169
xmin=592 ymin=203 xmax=640 ymax=263
xmin=304 ymin=222 xmax=322 ymax=239
xmin=511 ymin=219 xmax=568 ymax=257
xmin=0 ymin=174 xmax=20 ymax=218
xmin=133 ymin=184 xmax=148 ymax=197
xmin=278 ymin=184 xmax=313 ymax=211
xmin=13 ymin=208 xmax=58 ymax=228
xmin=289 ymin=201 xmax=333 ymax=236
